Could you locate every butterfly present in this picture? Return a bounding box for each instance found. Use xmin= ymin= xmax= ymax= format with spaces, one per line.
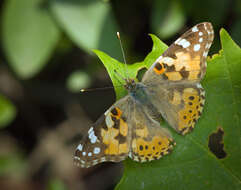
xmin=74 ymin=22 xmax=214 ymax=168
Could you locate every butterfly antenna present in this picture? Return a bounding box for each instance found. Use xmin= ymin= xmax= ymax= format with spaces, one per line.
xmin=117 ymin=32 xmax=129 ymax=79
xmin=80 ymin=86 xmax=114 ymax=93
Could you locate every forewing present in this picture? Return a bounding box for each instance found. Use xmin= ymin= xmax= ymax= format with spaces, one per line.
xmin=74 ymin=96 xmax=132 ymax=168
xmin=129 ymin=102 xmax=175 ymax=162
xmin=142 ymin=22 xmax=214 ymax=84
xmin=141 ymin=22 xmax=213 ymax=135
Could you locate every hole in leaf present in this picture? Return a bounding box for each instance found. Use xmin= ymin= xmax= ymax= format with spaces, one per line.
xmin=208 ymin=127 xmax=227 ymax=159
xmin=136 ymin=67 xmax=148 ymax=81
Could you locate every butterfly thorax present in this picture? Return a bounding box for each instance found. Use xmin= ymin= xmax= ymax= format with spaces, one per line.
xmin=124 ymin=79 xmax=149 ymax=104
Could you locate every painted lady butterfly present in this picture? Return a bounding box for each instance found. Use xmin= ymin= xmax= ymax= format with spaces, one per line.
xmin=74 ymin=22 xmax=214 ymax=168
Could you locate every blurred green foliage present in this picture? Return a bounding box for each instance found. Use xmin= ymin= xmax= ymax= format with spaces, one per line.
xmin=151 ymin=0 xmax=186 ymax=39
xmin=66 ymin=70 xmax=91 ymax=92
xmin=0 ymin=94 xmax=16 ymax=128
xmin=2 ymin=0 xmax=60 ymax=78
xmin=48 ymin=178 xmax=68 ymax=190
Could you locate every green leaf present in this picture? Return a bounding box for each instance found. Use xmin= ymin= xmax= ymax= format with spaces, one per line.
xmin=50 ymin=0 xmax=122 ymax=59
xmin=2 ymin=0 xmax=60 ymax=79
xmin=0 ymin=94 xmax=17 ymax=128
xmin=151 ymin=0 xmax=186 ymax=39
xmin=93 ymin=34 xmax=168 ymax=100
xmin=94 ymin=29 xmax=241 ymax=189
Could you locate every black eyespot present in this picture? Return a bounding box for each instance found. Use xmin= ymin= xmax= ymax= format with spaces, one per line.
xmin=145 ymin=145 xmax=148 ymax=150
xmin=111 ymin=108 xmax=118 ymax=116
xmin=189 ymin=96 xmax=195 ymax=100
xmin=139 ymin=145 xmax=143 ymax=151
xmin=188 ymin=102 xmax=193 ymax=105
xmin=183 ymin=115 xmax=187 ymax=119
xmin=155 ymin=63 xmax=163 ymax=71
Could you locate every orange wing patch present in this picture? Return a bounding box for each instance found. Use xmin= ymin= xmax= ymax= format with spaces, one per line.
xmin=131 ymin=136 xmax=175 ymax=162
xmin=153 ymin=60 xmax=166 ymax=75
xmin=101 ymin=107 xmax=129 ymax=155
xmin=164 ymin=72 xmax=183 ymax=81
xmin=178 ymin=87 xmax=205 ymax=135
xmin=153 ymin=52 xmax=202 ymax=81
xmin=174 ymin=52 xmax=201 ymax=71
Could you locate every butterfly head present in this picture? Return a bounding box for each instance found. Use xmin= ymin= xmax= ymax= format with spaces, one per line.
xmin=124 ymin=78 xmax=136 ymax=92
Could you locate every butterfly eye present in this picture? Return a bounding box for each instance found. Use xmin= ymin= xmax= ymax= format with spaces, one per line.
xmin=153 ymin=61 xmax=165 ymax=75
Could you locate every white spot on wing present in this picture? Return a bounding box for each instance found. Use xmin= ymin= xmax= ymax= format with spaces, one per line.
xmin=197 ymin=83 xmax=202 ymax=88
xmin=128 ymin=152 xmax=133 ymax=158
xmin=74 ymin=156 xmax=80 ymax=160
xmin=93 ymin=147 xmax=101 ymax=154
xmin=77 ymin=144 xmax=83 ymax=151
xmin=88 ymin=127 xmax=98 ymax=144
xmin=88 ymin=127 xmax=93 ymax=134
xmin=204 ymin=23 xmax=208 ymax=31
xmin=174 ymin=38 xmax=181 ymax=44
xmin=156 ymin=56 xmax=163 ymax=62
xmin=162 ymin=57 xmax=174 ymax=66
xmin=100 ymin=157 xmax=106 ymax=162
xmin=89 ymin=132 xmax=97 ymax=143
xmin=199 ymin=32 xmax=203 ymax=36
xmin=194 ymin=44 xmax=200 ymax=51
xmin=82 ymin=152 xmax=86 ymax=156
xmin=92 ymin=159 xmax=99 ymax=165
xmin=88 ymin=152 xmax=92 ymax=157
xmin=192 ymin=26 xmax=198 ymax=32
xmin=199 ymin=38 xmax=203 ymax=43
xmin=203 ymin=51 xmax=208 ymax=57
xmin=105 ymin=114 xmax=114 ymax=128
xmin=176 ymin=38 xmax=190 ymax=48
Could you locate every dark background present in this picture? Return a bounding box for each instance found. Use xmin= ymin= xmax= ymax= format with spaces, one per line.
xmin=0 ymin=0 xmax=240 ymax=189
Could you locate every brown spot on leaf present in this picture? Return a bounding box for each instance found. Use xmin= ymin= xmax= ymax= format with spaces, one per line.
xmin=208 ymin=127 xmax=227 ymax=159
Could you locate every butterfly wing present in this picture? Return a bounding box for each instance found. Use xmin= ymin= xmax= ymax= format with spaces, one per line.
xmin=129 ymin=101 xmax=175 ymax=162
xmin=74 ymin=94 xmax=175 ymax=167
xmin=145 ymin=82 xmax=205 ymax=135
xmin=142 ymin=22 xmax=214 ymax=135
xmin=143 ymin=22 xmax=214 ymax=84
xmin=74 ymin=96 xmax=132 ymax=168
